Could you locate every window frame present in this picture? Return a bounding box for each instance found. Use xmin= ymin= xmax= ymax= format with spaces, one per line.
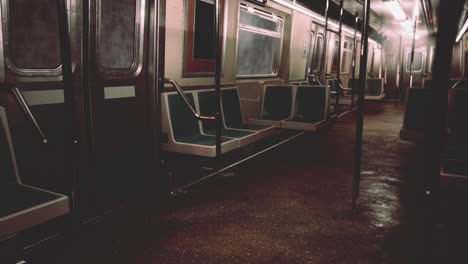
xmin=330 ymin=36 xmax=339 ymax=73
xmin=96 ymin=0 xmax=145 ymax=78
xmin=311 ymin=33 xmax=324 ymax=73
xmin=1 ymin=0 xmax=73 ymax=78
xmin=340 ymin=38 xmax=353 ymax=74
xmin=183 ymin=0 xmax=226 ymax=78
xmin=305 ymin=30 xmax=315 ymax=76
xmin=235 ymin=4 xmax=284 ymax=79
xmin=428 ymin=45 xmax=434 ymax=73
xmin=405 ymin=49 xmax=425 ymax=73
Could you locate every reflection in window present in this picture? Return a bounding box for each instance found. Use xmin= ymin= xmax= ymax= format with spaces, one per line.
xmin=428 ymin=46 xmax=434 ymax=73
xmin=305 ymin=31 xmax=315 ymax=75
xmin=99 ymin=0 xmax=136 ymax=69
xmin=331 ymin=38 xmax=339 ymax=73
xmin=8 ymin=0 xmax=61 ymax=69
xmin=236 ymin=5 xmax=283 ymax=77
xmin=312 ymin=35 xmax=324 ymax=72
xmin=341 ymin=40 xmax=353 ymax=74
xmin=193 ymin=0 xmax=215 ymax=60
xmin=406 ymin=51 xmax=424 ymax=72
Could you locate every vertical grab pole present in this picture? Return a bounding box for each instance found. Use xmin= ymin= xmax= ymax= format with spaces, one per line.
xmin=335 ymin=0 xmax=343 ymax=110
xmin=214 ymin=0 xmax=222 ymax=158
xmin=408 ymin=15 xmax=418 ymax=88
xmin=321 ymin=0 xmax=329 ymax=84
xmin=423 ymin=0 xmax=464 ymax=204
xmin=352 ymin=0 xmax=371 ymax=213
xmin=397 ymin=34 xmax=404 ymax=103
xmin=56 ymin=0 xmax=79 ymax=208
xmin=350 ymin=13 xmax=359 ymax=110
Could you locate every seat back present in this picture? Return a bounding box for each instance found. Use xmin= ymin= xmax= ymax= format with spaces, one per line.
xmin=167 ymin=93 xmax=201 ymax=141
xmin=450 ymin=88 xmax=468 ymax=144
xmin=327 ymin=78 xmax=344 ymax=98
xmin=197 ymin=90 xmax=220 ymax=133
xmin=292 ymin=86 xmax=328 ymax=123
xmin=403 ymin=88 xmax=432 ymax=131
xmin=263 ymin=85 xmax=292 ymax=120
xmin=350 ymin=78 xmax=384 ymax=97
xmin=221 ymin=88 xmax=244 ymax=128
xmin=366 ymin=78 xmax=384 ymax=96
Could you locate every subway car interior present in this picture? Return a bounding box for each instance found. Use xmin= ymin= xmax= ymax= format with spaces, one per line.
xmin=1 ymin=0 xmax=468 ymax=263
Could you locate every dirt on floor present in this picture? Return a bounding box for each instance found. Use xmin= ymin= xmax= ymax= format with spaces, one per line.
xmin=30 ymin=102 xmax=468 ymax=263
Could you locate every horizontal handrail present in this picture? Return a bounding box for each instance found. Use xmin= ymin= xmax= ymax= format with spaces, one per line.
xmin=164 ymin=79 xmax=216 ymax=121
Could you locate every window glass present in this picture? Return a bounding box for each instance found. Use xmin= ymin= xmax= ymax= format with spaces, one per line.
xmin=312 ymin=35 xmax=324 ymax=71
xmin=406 ymin=51 xmax=424 ymax=72
xmin=341 ymin=40 xmax=353 ymax=74
xmin=428 ymin=46 xmax=434 ymax=73
xmin=239 ymin=9 xmax=279 ymax=31
xmin=99 ymin=0 xmax=136 ymax=69
xmin=331 ymin=38 xmax=339 ymax=73
xmin=8 ymin=0 xmax=61 ymax=69
xmin=236 ymin=5 xmax=283 ymax=77
xmin=306 ymin=31 xmax=315 ymax=74
xmin=193 ymin=0 xmax=215 ymax=60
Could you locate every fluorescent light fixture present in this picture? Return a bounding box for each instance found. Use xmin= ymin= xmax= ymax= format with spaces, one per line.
xmin=383 ymin=0 xmax=407 ymax=21
xmin=456 ymin=18 xmax=468 ymax=42
xmin=400 ymin=20 xmax=413 ymax=31
xmin=271 ymin=0 xmax=373 ymax=42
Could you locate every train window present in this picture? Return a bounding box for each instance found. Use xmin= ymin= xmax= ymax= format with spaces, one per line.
xmin=236 ymin=5 xmax=283 ymax=77
xmin=193 ymin=0 xmax=215 ymax=60
xmin=6 ymin=0 xmax=61 ymax=72
xmin=305 ymin=31 xmax=315 ymax=75
xmin=98 ymin=0 xmax=139 ymax=70
xmin=331 ymin=37 xmax=339 ymax=73
xmin=367 ymin=44 xmax=375 ymax=73
xmin=341 ymin=40 xmax=353 ymax=74
xmin=428 ymin=46 xmax=434 ymax=73
xmin=312 ymin=34 xmax=324 ymax=72
xmin=183 ymin=0 xmax=225 ymax=76
xmin=406 ymin=51 xmax=424 ymax=72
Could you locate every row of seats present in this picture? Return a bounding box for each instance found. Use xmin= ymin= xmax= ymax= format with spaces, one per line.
xmin=400 ymin=86 xmax=468 ymax=142
xmin=327 ymin=78 xmax=356 ymax=105
xmin=161 ymin=88 xmax=275 ymax=157
xmin=348 ymin=78 xmax=385 ymax=100
xmin=162 ymin=85 xmax=330 ymax=157
xmin=248 ymin=85 xmax=329 ymax=131
xmin=422 ymin=78 xmax=468 ymax=89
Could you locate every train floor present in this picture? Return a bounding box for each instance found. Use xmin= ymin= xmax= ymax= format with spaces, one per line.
xmin=32 ymin=101 xmax=468 ymax=263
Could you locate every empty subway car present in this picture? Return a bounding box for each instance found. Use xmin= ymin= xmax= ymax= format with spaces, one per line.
xmin=1 ymin=0 xmax=466 ymax=263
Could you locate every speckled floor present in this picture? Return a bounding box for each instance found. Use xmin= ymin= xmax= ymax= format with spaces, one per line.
xmin=32 ymin=102 xmax=468 ymax=263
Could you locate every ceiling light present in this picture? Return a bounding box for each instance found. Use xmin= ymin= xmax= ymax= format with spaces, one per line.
xmin=383 ymin=0 xmax=407 ymax=21
xmin=400 ymin=20 xmax=413 ymax=31
xmin=270 ymin=0 xmax=378 ymax=45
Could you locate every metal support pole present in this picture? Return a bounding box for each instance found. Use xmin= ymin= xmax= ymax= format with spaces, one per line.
xmin=408 ymin=17 xmax=418 ymax=88
xmin=214 ymin=0 xmax=222 ymax=158
xmin=335 ymin=0 xmax=343 ymax=110
xmin=149 ymin=0 xmax=166 ymax=190
xmin=350 ymin=13 xmax=358 ymax=110
xmin=321 ymin=0 xmax=329 ymax=84
xmin=56 ymin=0 xmax=78 ymax=208
xmin=397 ymin=34 xmax=404 ymax=103
xmin=352 ymin=0 xmax=370 ymax=213
xmin=423 ymin=0 xmax=464 ymax=199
